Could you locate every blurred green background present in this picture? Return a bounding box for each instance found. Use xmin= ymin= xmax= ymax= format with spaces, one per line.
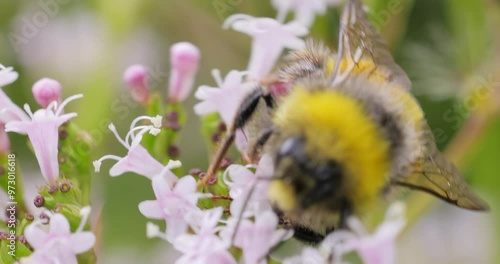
xmin=1 ymin=0 xmax=499 ymax=263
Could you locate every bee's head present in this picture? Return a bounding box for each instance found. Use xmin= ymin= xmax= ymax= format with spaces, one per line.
xmin=271 ymin=136 xmax=344 ymax=210
xmin=268 ymin=87 xmax=391 ymax=213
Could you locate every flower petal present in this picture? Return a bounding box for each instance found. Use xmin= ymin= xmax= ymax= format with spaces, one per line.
xmin=49 ymin=214 xmax=71 ymax=235
xmin=138 ymin=200 xmax=164 ymax=219
xmin=173 ymin=176 xmax=197 ymax=195
xmin=24 ymin=225 xmax=49 ymax=250
xmin=109 ymin=144 xmax=164 ymax=179
xmin=69 ymin=232 xmax=96 ymax=253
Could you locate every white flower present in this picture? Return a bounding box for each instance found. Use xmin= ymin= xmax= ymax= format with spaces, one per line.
xmin=22 ymin=208 xmax=95 ymax=264
xmin=0 ymin=64 xmax=19 ymax=87
xmin=224 ymin=15 xmax=308 ymax=79
xmin=272 ymin=0 xmax=343 ymax=27
xmin=323 ymin=202 xmax=406 ymax=264
xmin=194 ymin=70 xmax=256 ymax=125
xmin=0 ymin=65 xmax=28 ymax=124
xmin=93 ymin=115 xmax=175 ymax=181
xmin=139 ymin=174 xmax=208 ymax=242
xmin=223 ymin=154 xmax=274 ymax=217
xmin=233 ymin=211 xmax=291 ymax=264
xmin=173 ymin=208 xmax=237 ymax=264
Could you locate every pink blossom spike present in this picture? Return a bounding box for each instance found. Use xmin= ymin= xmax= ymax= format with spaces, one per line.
xmin=22 ymin=212 xmax=96 ymax=264
xmin=123 ymin=64 xmax=150 ymax=105
xmin=32 ymin=78 xmax=62 ymax=108
xmin=168 ymin=42 xmax=201 ymax=103
xmin=0 ymin=123 xmax=10 ymax=154
xmin=4 ymin=94 xmax=83 ymax=184
xmin=224 ymin=15 xmax=308 ymax=79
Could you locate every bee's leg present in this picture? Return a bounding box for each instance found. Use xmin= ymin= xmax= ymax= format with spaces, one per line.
xmin=247 ymin=126 xmax=276 ymax=163
xmin=200 ymin=87 xmax=271 ymax=187
xmin=338 ymin=199 xmax=352 ymax=229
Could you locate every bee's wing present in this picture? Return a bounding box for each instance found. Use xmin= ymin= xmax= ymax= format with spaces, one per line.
xmin=332 ymin=0 xmax=411 ymax=89
xmin=394 ymin=130 xmax=489 ymax=211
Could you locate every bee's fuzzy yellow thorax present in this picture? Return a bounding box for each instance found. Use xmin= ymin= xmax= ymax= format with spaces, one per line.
xmin=273 ymin=87 xmax=391 ymax=211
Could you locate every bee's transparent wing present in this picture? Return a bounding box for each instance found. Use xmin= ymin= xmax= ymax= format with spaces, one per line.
xmin=394 ymin=131 xmax=489 ymax=211
xmin=331 ymin=0 xmax=411 ymax=89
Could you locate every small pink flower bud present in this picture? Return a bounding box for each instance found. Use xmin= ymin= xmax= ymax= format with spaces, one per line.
xmin=123 ymin=64 xmax=149 ymax=105
xmin=32 ymin=78 xmax=62 ymax=108
xmin=168 ymin=42 xmax=200 ymax=103
xmin=0 ymin=123 xmax=10 ymax=154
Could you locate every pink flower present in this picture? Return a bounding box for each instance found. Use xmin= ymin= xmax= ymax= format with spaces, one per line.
xmin=173 ymin=207 xmax=237 ymax=264
xmin=0 ymin=64 xmax=19 ymax=87
xmin=123 ymin=64 xmax=150 ymax=105
xmin=168 ymin=42 xmax=201 ymax=103
xmin=224 ymin=15 xmax=308 ymax=79
xmin=0 ymin=123 xmax=9 ymax=154
xmin=283 ymin=247 xmax=328 ymax=264
xmin=233 ymin=211 xmax=291 ymax=264
xmin=272 ymin=0 xmax=342 ymax=27
xmin=0 ymin=65 xmax=28 ymax=123
xmin=194 ymin=70 xmax=256 ymax=152
xmin=139 ymin=173 xmax=209 ymax=242
xmin=223 ymin=155 xmax=274 ymax=217
xmin=324 ymin=202 xmax=407 ymax=264
xmin=3 ymin=94 xmax=83 ymax=184
xmin=93 ymin=115 xmax=176 ymax=181
xmin=22 ymin=207 xmax=95 ymax=264
xmin=32 ymin=78 xmax=62 ymax=108
xmin=194 ymin=70 xmax=256 ymax=125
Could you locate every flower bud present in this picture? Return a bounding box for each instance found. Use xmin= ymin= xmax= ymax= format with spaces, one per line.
xmin=123 ymin=64 xmax=149 ymax=105
xmin=168 ymin=42 xmax=200 ymax=102
xmin=32 ymin=78 xmax=62 ymax=108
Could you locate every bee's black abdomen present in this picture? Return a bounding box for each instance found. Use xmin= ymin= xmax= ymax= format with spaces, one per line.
xmin=292 ymin=225 xmax=334 ymax=245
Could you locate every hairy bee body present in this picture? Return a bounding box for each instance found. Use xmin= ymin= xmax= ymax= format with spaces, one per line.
xmin=265 ymin=44 xmax=422 ymax=239
xmin=205 ymin=0 xmax=489 ymax=245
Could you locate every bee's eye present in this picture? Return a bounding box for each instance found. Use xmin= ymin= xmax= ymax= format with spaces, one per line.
xmin=277 ymin=136 xmax=312 ymax=172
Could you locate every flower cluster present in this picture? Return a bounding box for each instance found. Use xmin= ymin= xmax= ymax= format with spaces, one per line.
xmin=94 ymin=1 xmax=408 ymax=264
xmin=0 ymin=65 xmax=96 ymax=263
xmin=0 ymin=0 xmax=410 ymax=263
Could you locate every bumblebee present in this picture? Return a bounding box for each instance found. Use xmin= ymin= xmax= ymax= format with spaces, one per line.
xmin=202 ymin=0 xmax=489 ymax=244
